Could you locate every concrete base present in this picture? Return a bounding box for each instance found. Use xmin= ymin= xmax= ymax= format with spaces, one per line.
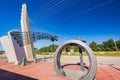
xmin=63 ymin=69 xmax=84 ymax=80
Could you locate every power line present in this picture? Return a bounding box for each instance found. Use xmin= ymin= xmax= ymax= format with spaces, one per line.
xmin=41 ymin=0 xmax=65 ymax=13
xmin=42 ymin=0 xmax=70 ymax=15
xmin=48 ymin=0 xmax=81 ymax=17
xmin=30 ymin=0 xmax=57 ymax=18
xmin=71 ymin=0 xmax=114 ymax=17
xmin=30 ymin=0 xmax=68 ymax=21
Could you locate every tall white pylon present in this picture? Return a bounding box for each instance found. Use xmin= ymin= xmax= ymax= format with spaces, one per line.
xmin=20 ymin=3 xmax=35 ymax=61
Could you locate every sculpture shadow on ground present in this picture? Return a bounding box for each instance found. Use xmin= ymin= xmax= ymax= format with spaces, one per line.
xmin=62 ymin=63 xmax=89 ymax=70
xmin=0 ymin=69 xmax=37 ymax=80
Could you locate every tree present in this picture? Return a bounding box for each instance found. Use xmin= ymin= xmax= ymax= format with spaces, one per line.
xmin=49 ymin=44 xmax=58 ymax=52
xmin=116 ymin=40 xmax=120 ymax=51
xmin=35 ymin=38 xmax=120 ymax=54
xmin=102 ymin=39 xmax=116 ymax=51
xmin=89 ymin=41 xmax=98 ymax=51
xmin=35 ymin=48 xmax=40 ymax=54
xmin=39 ymin=44 xmax=58 ymax=52
xmin=66 ymin=46 xmax=71 ymax=52
xmin=96 ymin=44 xmax=103 ymax=51
xmin=74 ymin=46 xmax=79 ymax=52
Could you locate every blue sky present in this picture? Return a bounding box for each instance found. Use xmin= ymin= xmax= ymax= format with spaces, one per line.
xmin=0 ymin=0 xmax=120 ymax=50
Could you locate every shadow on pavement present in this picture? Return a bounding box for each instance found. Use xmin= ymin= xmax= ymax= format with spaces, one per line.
xmin=0 ymin=69 xmax=37 ymax=80
xmin=62 ymin=63 xmax=89 ymax=70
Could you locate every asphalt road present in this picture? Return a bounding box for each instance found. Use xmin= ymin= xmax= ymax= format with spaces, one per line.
xmin=1 ymin=54 xmax=120 ymax=65
xmin=58 ymin=56 xmax=120 ymax=65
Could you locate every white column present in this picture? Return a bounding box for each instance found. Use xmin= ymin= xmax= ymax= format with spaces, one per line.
xmin=20 ymin=3 xmax=35 ymax=61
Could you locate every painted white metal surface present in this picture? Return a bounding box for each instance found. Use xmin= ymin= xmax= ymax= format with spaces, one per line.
xmin=0 ymin=36 xmax=17 ymax=63
xmin=20 ymin=3 xmax=35 ymax=61
xmin=8 ymin=30 xmax=26 ymax=64
xmin=0 ymin=30 xmax=27 ymax=65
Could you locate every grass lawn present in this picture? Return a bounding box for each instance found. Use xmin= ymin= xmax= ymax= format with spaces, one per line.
xmin=94 ymin=52 xmax=120 ymax=56
xmin=39 ymin=52 xmax=120 ymax=57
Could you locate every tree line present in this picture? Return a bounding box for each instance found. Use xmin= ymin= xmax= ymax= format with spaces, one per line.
xmin=35 ymin=44 xmax=58 ymax=54
xmin=89 ymin=39 xmax=120 ymax=51
xmin=35 ymin=38 xmax=120 ymax=54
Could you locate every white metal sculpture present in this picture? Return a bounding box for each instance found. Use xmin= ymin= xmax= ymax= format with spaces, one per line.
xmin=0 ymin=30 xmax=26 ymax=64
xmin=20 ymin=3 xmax=35 ymax=61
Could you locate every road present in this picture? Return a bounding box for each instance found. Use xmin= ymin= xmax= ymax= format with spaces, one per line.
xmin=1 ymin=54 xmax=120 ymax=65
xmin=55 ymin=56 xmax=120 ymax=65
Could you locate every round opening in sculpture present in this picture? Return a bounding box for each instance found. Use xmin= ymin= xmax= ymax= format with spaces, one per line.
xmin=54 ymin=40 xmax=97 ymax=80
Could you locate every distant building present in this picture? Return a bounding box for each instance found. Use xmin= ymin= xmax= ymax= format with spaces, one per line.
xmin=70 ymin=49 xmax=74 ymax=53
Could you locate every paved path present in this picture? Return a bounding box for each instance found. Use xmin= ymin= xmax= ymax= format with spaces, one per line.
xmin=1 ymin=55 xmax=120 ymax=65
xmin=0 ymin=59 xmax=120 ymax=80
xmin=59 ymin=56 xmax=120 ymax=64
xmin=37 ymin=55 xmax=120 ymax=69
xmin=37 ymin=55 xmax=120 ymax=64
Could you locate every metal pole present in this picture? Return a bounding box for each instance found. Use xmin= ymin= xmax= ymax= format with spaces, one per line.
xmin=79 ymin=47 xmax=84 ymax=71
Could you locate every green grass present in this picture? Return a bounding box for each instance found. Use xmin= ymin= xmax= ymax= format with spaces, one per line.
xmin=38 ymin=52 xmax=120 ymax=57
xmin=94 ymin=52 xmax=120 ymax=56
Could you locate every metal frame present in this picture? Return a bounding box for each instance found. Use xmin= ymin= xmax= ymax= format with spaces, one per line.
xmin=10 ymin=31 xmax=58 ymax=47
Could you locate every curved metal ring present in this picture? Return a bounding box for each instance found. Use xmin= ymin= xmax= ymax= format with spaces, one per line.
xmin=54 ymin=40 xmax=97 ymax=80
